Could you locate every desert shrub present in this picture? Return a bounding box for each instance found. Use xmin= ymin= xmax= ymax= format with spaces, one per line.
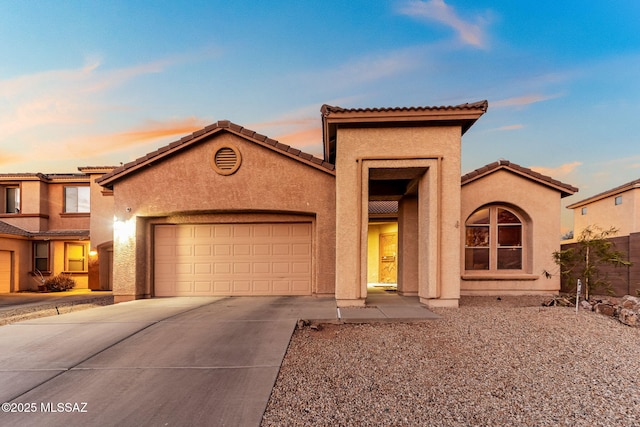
xmin=43 ymin=273 xmax=76 ymax=292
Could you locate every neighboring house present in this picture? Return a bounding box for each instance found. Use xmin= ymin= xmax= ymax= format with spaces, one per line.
xmin=1 ymin=101 xmax=579 ymax=307
xmin=568 ymin=178 xmax=640 ymax=238
xmin=92 ymin=101 xmax=577 ymax=307
xmin=0 ymin=169 xmax=114 ymax=293
xmin=565 ymin=178 xmax=640 ymax=296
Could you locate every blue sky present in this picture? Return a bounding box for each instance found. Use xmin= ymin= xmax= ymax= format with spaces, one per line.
xmin=1 ymin=0 xmax=639 ymax=232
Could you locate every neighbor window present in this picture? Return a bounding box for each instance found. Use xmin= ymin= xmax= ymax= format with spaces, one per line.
xmin=65 ymin=243 xmax=87 ymax=272
xmin=615 ymin=196 xmax=622 ymax=206
xmin=581 ymin=207 xmax=587 ymax=215
xmin=4 ymin=186 xmax=20 ymax=213
xmin=64 ymin=186 xmax=90 ymax=213
xmin=33 ymin=241 xmax=50 ymax=272
xmin=465 ymin=206 xmax=523 ymax=271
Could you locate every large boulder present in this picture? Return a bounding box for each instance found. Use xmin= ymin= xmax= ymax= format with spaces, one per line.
xmin=617 ymin=295 xmax=640 ymax=327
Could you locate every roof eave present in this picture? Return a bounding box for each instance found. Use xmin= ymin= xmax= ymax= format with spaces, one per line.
xmin=97 ymin=123 xmax=335 ymax=189
xmin=462 ymin=163 xmax=578 ymax=198
xmin=322 ymin=101 xmax=488 ymax=163
xmin=567 ymin=183 xmax=640 ymax=209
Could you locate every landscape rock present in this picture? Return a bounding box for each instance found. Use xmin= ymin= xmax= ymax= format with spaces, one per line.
xmin=618 ymin=308 xmax=638 ymax=327
xmin=586 ymin=295 xmax=640 ymax=327
xmin=594 ymin=303 xmax=616 ymax=317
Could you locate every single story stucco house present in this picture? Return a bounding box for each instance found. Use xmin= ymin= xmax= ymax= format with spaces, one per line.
xmin=92 ymin=101 xmax=578 ymax=308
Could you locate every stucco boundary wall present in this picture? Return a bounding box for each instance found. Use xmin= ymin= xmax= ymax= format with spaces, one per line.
xmin=560 ymin=232 xmax=640 ymax=297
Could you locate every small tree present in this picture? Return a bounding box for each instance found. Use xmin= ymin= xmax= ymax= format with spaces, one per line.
xmin=552 ymin=225 xmax=631 ymax=300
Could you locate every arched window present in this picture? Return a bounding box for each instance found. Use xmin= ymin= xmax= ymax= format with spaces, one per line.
xmin=465 ymin=206 xmax=523 ymax=271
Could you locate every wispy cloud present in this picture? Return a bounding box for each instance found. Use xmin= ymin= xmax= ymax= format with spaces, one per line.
xmin=491 ymin=124 xmax=524 ymax=131
xmin=68 ymin=117 xmax=210 ymax=157
xmin=530 ymin=161 xmax=582 ymax=179
xmin=0 ymin=60 xmax=157 ymax=138
xmin=492 ymin=93 xmax=564 ymax=108
xmin=0 ymin=50 xmax=216 ymax=139
xmin=323 ymin=48 xmax=424 ymax=90
xmin=397 ymin=0 xmax=489 ymax=48
xmin=0 ymin=151 xmax=27 ymax=167
xmin=275 ymin=128 xmax=323 ymax=156
xmin=251 ymin=108 xmax=324 ymax=155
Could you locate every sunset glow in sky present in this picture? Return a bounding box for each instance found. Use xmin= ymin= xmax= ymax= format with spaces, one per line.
xmin=1 ymin=1 xmax=639 ymax=232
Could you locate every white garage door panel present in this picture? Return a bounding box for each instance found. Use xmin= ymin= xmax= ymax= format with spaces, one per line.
xmin=154 ymin=223 xmax=312 ymax=296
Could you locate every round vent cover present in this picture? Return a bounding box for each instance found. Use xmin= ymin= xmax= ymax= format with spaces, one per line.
xmin=210 ymin=144 xmax=241 ymax=175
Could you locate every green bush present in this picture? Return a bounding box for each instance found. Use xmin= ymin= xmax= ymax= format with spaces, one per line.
xmin=43 ymin=274 xmax=76 ymax=292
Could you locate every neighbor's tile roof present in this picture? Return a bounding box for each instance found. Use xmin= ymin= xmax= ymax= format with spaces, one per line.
xmin=0 ymin=221 xmax=31 ymax=237
xmin=0 ymin=173 xmax=89 ymax=182
xmin=567 ymin=177 xmax=640 ymax=209
xmin=97 ymin=120 xmax=334 ymax=188
xmin=0 ymin=221 xmax=89 ymax=239
xmin=461 ymin=159 xmax=578 ymax=198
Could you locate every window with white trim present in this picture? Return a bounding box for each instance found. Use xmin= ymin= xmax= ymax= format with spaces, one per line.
xmin=64 ymin=186 xmax=90 ymax=213
xmin=33 ymin=241 xmax=50 ymax=272
xmin=465 ymin=206 xmax=523 ymax=271
xmin=3 ymin=186 xmax=20 ymax=213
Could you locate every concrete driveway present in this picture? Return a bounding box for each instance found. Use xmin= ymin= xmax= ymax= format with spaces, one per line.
xmin=0 ymin=296 xmax=337 ymax=427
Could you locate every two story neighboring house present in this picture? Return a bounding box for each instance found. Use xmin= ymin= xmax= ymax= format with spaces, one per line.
xmin=566 ymin=177 xmax=640 ymax=296
xmin=0 ymin=168 xmax=114 ymax=293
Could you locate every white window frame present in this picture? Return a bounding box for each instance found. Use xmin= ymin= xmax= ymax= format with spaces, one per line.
xmin=4 ymin=186 xmax=20 ymax=214
xmin=465 ymin=206 xmax=525 ymax=272
xmin=64 ymin=186 xmax=90 ymax=213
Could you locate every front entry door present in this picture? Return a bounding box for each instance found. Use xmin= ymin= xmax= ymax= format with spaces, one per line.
xmin=379 ymin=232 xmax=397 ymax=283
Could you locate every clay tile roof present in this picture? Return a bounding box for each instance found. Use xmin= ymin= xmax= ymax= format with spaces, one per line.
xmin=321 ymin=101 xmax=489 ymax=164
xmin=96 ymin=120 xmax=334 ymax=188
xmin=461 ymin=159 xmax=578 ymax=198
xmin=321 ymin=100 xmax=488 ymax=115
xmin=36 ymin=229 xmax=90 ymax=238
xmin=567 ymin=177 xmax=640 ymax=208
xmin=368 ymin=201 xmax=398 ymax=215
xmin=0 ymin=221 xmax=90 ymax=239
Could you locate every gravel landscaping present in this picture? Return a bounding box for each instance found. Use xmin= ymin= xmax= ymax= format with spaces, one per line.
xmin=262 ymin=296 xmax=640 ymax=426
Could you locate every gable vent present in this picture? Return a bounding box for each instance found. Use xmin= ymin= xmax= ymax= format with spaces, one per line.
xmin=211 ymin=144 xmax=242 ymax=175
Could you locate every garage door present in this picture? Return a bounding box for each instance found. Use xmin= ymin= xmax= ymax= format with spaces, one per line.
xmin=0 ymin=251 xmax=11 ymax=293
xmin=154 ymin=223 xmax=312 ymax=296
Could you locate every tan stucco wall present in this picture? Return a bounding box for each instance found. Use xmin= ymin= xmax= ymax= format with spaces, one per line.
xmin=572 ymin=188 xmax=639 ymax=238
xmin=334 ymin=126 xmax=463 ymax=307
xmin=461 ymin=170 xmax=562 ymax=295
xmin=2 ymin=181 xmax=49 ymax=232
xmin=88 ymin=173 xmax=115 ymax=290
xmin=46 ymin=183 xmax=91 ymax=231
xmin=111 ymin=132 xmax=336 ymax=301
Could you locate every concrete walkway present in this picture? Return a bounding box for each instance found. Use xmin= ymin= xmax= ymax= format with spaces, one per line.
xmin=0 ymin=291 xmax=438 ymax=426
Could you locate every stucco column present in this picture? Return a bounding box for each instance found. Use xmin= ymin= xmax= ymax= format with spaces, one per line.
xmin=335 ymin=157 xmax=365 ymax=306
xmin=398 ymin=196 xmax=418 ymax=296
xmin=112 ymin=214 xmax=144 ymax=302
xmin=419 ymin=158 xmax=460 ymax=308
